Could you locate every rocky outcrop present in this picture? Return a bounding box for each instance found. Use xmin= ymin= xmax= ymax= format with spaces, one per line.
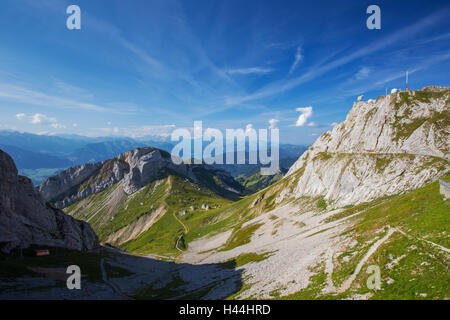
xmin=39 ymin=147 xmax=242 ymax=208
xmin=282 ymin=86 xmax=449 ymax=207
xmin=0 ymin=150 xmax=99 ymax=253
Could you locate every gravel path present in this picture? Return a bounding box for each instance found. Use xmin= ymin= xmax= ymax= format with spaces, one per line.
xmin=173 ymin=212 xmax=188 ymax=253
xmin=339 ymin=228 xmax=395 ymax=292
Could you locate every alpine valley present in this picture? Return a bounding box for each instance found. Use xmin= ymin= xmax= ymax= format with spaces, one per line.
xmin=1 ymin=86 xmax=449 ymax=300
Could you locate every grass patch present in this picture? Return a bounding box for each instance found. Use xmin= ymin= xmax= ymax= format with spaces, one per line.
xmin=220 ymin=223 xmax=263 ymax=251
xmin=317 ymin=197 xmax=327 ymax=210
xmin=221 ymin=252 xmax=275 ymax=269
xmin=314 ymin=152 xmax=333 ymax=161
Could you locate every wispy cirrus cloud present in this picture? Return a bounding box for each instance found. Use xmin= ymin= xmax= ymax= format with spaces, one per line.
xmin=226 ymin=67 xmax=274 ymax=75
xmin=340 ymin=52 xmax=450 ymax=98
xmin=227 ymin=9 xmax=450 ymax=106
xmin=0 ymin=83 xmax=109 ymax=112
xmin=289 ymin=46 xmax=303 ymax=74
xmin=0 ymin=82 xmax=140 ymax=114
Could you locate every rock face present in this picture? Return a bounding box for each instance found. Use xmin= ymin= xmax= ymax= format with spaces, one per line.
xmin=39 ymin=147 xmax=243 ymax=208
xmin=0 ymin=150 xmax=99 ymax=253
xmin=281 ymin=86 xmax=449 ymax=207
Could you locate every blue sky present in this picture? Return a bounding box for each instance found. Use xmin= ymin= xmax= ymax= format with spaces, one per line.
xmin=0 ymin=0 xmax=449 ymax=144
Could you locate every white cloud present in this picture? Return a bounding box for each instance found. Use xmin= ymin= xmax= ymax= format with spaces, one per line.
xmin=245 ymin=123 xmax=254 ymax=133
xmin=307 ymin=121 xmax=317 ymax=127
xmin=30 ymin=113 xmax=57 ymax=125
xmin=355 ymin=67 xmax=371 ymax=80
xmin=289 ymin=46 xmax=303 ymax=74
xmin=268 ymin=119 xmax=279 ymax=129
xmin=226 ymin=67 xmax=274 ymax=75
xmin=72 ymin=123 xmax=78 ymax=127
xmin=50 ymin=123 xmax=66 ymax=129
xmin=295 ymin=106 xmax=313 ymax=127
xmin=0 ymin=124 xmax=18 ymax=130
xmin=16 ymin=113 xmax=26 ymax=120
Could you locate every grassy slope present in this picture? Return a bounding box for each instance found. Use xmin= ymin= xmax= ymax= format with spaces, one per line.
xmin=66 ymin=173 xmax=243 ymax=257
xmin=237 ymin=171 xmax=284 ymax=195
xmin=284 ymin=174 xmax=450 ymax=300
xmin=121 ymin=175 xmax=234 ymax=256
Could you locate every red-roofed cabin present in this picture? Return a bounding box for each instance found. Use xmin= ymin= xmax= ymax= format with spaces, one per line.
xmin=34 ymin=249 xmax=50 ymax=257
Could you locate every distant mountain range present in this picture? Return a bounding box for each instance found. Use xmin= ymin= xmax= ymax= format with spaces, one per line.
xmin=0 ymin=131 xmax=173 ymax=164
xmin=0 ymin=144 xmax=73 ymax=169
xmin=0 ymin=130 xmax=307 ymax=185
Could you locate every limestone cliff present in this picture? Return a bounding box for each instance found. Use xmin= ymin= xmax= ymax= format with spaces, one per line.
xmin=0 ymin=150 xmax=99 ymax=253
xmin=281 ymin=86 xmax=449 ymax=207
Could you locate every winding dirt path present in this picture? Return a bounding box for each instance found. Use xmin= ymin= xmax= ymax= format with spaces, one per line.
xmin=395 ymin=227 xmax=450 ymax=254
xmin=339 ymin=228 xmax=395 ymax=292
xmin=173 ymin=212 xmax=189 ymax=252
xmin=324 ymin=247 xmax=334 ymax=293
xmin=173 ymin=211 xmax=189 ymax=233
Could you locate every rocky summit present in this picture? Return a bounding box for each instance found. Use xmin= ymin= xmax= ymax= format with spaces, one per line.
xmin=39 ymin=147 xmax=243 ymax=209
xmin=36 ymin=147 xmax=244 ymax=249
xmin=280 ymin=86 xmax=449 ymax=207
xmin=0 ymin=150 xmax=99 ymax=254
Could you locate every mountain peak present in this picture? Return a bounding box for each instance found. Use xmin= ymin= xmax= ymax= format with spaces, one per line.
xmin=39 ymin=146 xmax=243 ymax=209
xmin=282 ymin=86 xmax=449 ymax=207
